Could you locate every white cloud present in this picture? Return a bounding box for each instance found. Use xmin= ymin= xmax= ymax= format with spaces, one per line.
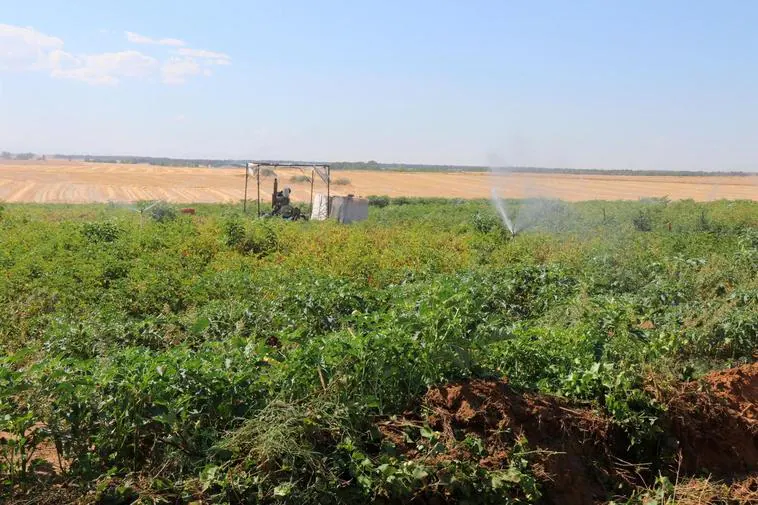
xmin=176 ymin=47 xmax=231 ymax=62
xmin=0 ymin=23 xmax=64 ymax=71
xmin=47 ymin=48 xmax=78 ymax=69
xmin=52 ymin=50 xmax=158 ymax=85
xmin=161 ymin=57 xmax=202 ymax=85
xmin=125 ymin=31 xmax=185 ymax=47
xmin=0 ymin=24 xmax=228 ymax=86
xmin=162 ymin=46 xmax=232 ymax=84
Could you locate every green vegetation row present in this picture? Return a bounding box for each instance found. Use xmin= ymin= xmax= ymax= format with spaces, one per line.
xmin=0 ymin=198 xmax=756 ymax=504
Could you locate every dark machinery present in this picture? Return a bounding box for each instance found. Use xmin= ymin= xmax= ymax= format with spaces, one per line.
xmin=269 ymin=177 xmax=304 ymax=220
xmin=243 ymin=161 xmax=332 ymax=220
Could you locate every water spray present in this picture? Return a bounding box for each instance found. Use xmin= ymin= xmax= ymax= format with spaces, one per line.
xmin=490 ymin=188 xmax=517 ymax=237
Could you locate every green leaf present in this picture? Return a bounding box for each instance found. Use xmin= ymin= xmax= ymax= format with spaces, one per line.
xmin=411 ymin=466 xmax=429 ymax=480
xmin=273 ymin=482 xmax=293 ymax=497
xmin=419 ymin=425 xmax=435 ymax=439
xmin=491 ymin=467 xmax=523 ymax=489
xmin=191 ymin=317 xmax=211 ymax=334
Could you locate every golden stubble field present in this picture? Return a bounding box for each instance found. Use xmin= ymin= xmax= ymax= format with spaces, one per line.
xmin=1 ymin=160 xmax=756 ymax=203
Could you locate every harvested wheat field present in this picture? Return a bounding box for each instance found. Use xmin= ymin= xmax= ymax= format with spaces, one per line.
xmin=0 ymin=160 xmax=757 ymax=203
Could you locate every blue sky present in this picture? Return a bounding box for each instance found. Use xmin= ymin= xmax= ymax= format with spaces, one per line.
xmin=1 ymin=1 xmax=757 ymax=171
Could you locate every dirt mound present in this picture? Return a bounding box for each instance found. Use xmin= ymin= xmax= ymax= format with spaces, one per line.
xmin=667 ymin=362 xmax=758 ymax=474
xmin=705 ymin=362 xmax=758 ymax=425
xmin=381 ymin=379 xmax=623 ymax=505
xmin=379 ymin=364 xmax=758 ymax=505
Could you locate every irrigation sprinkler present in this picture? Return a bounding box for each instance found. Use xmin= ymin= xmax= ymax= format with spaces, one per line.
xmin=491 ymin=188 xmax=518 ymax=237
xmin=139 ymin=201 xmax=160 ymax=229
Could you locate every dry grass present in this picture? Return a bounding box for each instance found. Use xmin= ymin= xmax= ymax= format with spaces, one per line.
xmin=626 ymin=475 xmax=758 ymax=505
xmin=0 ymin=160 xmax=756 ymax=204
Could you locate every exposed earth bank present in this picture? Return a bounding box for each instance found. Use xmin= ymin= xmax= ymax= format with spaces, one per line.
xmin=379 ymin=363 xmax=758 ymax=504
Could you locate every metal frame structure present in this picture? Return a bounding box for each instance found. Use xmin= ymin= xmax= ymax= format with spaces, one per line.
xmin=244 ymin=161 xmax=331 ymax=218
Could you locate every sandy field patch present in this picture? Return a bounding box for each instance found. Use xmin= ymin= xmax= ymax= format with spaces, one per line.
xmin=0 ymin=161 xmax=756 ymax=203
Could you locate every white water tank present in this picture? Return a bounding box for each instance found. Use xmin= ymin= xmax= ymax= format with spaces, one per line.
xmin=310 ymin=194 xmax=368 ymax=223
xmin=310 ymin=193 xmax=329 ymax=221
xmin=330 ymin=195 xmax=369 ymax=224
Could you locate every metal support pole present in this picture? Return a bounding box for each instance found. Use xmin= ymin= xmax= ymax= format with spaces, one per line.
xmin=309 ymin=169 xmax=315 ymax=218
xmin=326 ymin=165 xmax=331 ymax=217
xmin=256 ymin=166 xmax=261 ymax=217
xmin=243 ymin=164 xmax=249 ymax=213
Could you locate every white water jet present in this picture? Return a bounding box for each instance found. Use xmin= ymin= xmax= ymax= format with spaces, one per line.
xmin=490 ymin=187 xmax=516 ymax=236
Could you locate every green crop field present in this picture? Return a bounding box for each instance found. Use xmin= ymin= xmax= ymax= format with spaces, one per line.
xmin=1 ymin=198 xmax=757 ymax=504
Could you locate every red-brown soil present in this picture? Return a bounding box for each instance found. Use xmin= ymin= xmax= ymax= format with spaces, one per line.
xmin=379 ymin=363 xmax=758 ymax=505
xmin=665 ymin=362 xmax=758 ymax=475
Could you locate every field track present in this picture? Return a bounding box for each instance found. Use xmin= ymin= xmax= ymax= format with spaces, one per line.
xmin=1 ymin=160 xmax=756 ymax=203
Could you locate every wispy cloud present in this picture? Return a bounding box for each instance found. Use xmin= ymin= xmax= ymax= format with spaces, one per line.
xmin=125 ymin=31 xmax=185 ymax=47
xmin=176 ymin=48 xmax=231 ymax=61
xmin=161 ymin=57 xmax=202 ymax=85
xmin=162 ymin=47 xmax=231 ymax=83
xmin=0 ymin=24 xmax=230 ymax=86
xmin=51 ymin=50 xmax=158 ymax=85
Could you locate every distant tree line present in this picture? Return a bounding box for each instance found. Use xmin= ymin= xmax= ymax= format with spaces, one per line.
xmin=1 ymin=151 xmax=41 ymax=160
xmin=330 ymin=161 xmax=755 ymax=176
xmin=328 ymin=161 xmax=489 ymax=172
xmin=52 ymin=155 xmax=238 ymax=168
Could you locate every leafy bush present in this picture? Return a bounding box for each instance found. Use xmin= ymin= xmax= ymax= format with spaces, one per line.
xmin=82 ymin=221 xmax=122 ymax=243
xmin=387 ymin=196 xmax=462 ymax=206
xmin=333 ymin=177 xmax=351 ymax=185
xmin=633 ymin=209 xmax=653 ymax=231
xmin=222 ymin=216 xmax=278 ymax=256
xmin=367 ymin=195 xmax=390 ymax=208
xmin=223 ymin=216 xmax=246 ymax=248
xmin=136 ymin=201 xmax=177 ymax=223
xmin=149 ymin=202 xmax=177 ymax=222
xmin=737 ymin=227 xmax=758 ymax=269
xmin=472 ymin=211 xmax=499 ymax=233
